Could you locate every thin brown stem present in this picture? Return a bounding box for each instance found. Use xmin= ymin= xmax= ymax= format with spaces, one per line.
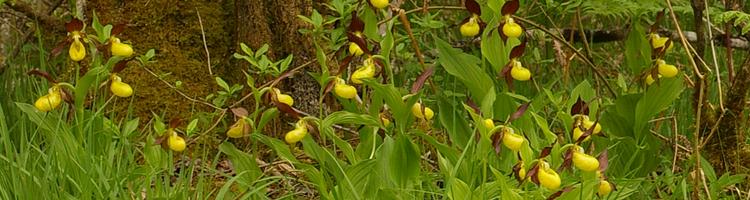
xmin=694 ymin=77 xmax=706 ymax=200
xmin=377 ymin=6 xmax=464 ymax=25
xmin=142 ymin=66 xmax=221 ymax=110
xmin=575 ymin=8 xmax=594 ymax=62
xmin=703 ymin=0 xmax=725 ymax=112
xmin=196 ymin=9 xmax=213 ymax=77
xmin=397 ymin=9 xmax=426 ymax=69
xmin=725 ymin=0 xmax=736 ymax=82
xmin=650 ymin=129 xmax=692 ymax=153
xmin=187 ymin=109 xmax=227 ymax=145
xmin=664 ymin=8 xmax=706 ymax=198
xmin=699 ymin=111 xmax=726 ymax=149
xmin=514 ymin=16 xmax=617 ymax=97
xmin=666 ymin=0 xmax=705 ymax=78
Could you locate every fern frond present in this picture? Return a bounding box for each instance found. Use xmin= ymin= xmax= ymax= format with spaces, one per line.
xmin=716 ymin=11 xmax=750 ymax=35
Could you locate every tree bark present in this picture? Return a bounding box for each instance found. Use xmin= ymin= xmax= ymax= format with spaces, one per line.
xmin=712 ymin=55 xmax=750 ymax=173
xmin=691 ymin=0 xmax=750 ymax=175
xmin=235 ymin=0 xmax=322 ymax=116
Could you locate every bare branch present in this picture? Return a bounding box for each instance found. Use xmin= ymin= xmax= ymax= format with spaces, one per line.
xmin=3 ymin=1 xmax=64 ymax=33
xmin=546 ymin=29 xmax=749 ymax=50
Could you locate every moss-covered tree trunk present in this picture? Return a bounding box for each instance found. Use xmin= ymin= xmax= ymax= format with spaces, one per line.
xmin=88 ymin=0 xmax=322 ymax=120
xmin=89 ymin=0 xmax=234 ymax=120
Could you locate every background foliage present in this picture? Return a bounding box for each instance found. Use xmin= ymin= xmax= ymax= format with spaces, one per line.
xmin=1 ymin=0 xmax=749 ymax=199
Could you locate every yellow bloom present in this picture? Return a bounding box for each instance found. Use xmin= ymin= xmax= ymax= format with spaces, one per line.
xmin=502 ymin=129 xmax=525 ymax=151
xmin=502 ymin=17 xmax=523 ymax=38
xmin=273 ymin=88 xmax=294 ymax=106
xmin=168 ymin=131 xmax=186 ymax=152
xmin=226 ymin=118 xmax=246 ymax=138
xmin=381 ymin=116 xmax=391 ymax=127
xmin=537 ymin=162 xmax=561 ymax=190
xmin=510 ymin=60 xmax=531 ymax=81
xmin=334 ymin=77 xmax=358 ymax=99
xmin=598 ymin=180 xmax=613 ymax=196
xmin=460 ymin=16 xmax=480 ymax=37
xmin=572 ymin=147 xmax=600 ymax=172
xmin=657 ymin=62 xmax=679 ymax=78
xmin=572 ymin=127 xmax=591 ymax=142
xmin=351 ymin=60 xmax=376 ymax=84
xmin=110 ymin=37 xmax=134 ymax=57
xmin=645 ymin=74 xmax=661 ymax=85
xmin=285 ymin=120 xmax=308 ymax=144
xmin=69 ymin=38 xmax=86 ymax=61
xmin=370 ymin=0 xmax=389 ymax=9
xmin=34 ymin=87 xmax=62 ymax=112
xmin=582 ymin=119 xmax=602 ymax=134
xmin=411 ymin=103 xmax=434 ymax=120
xmin=483 ymin=118 xmax=494 ymax=129
xmin=348 ymin=42 xmax=364 ymax=56
xmin=110 ymin=75 xmax=133 ymax=98
xmin=650 ymin=33 xmax=673 ymax=51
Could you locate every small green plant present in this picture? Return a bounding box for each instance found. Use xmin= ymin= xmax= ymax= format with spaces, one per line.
xmin=233 ymin=43 xmax=293 ymax=77
xmin=206 ymin=77 xmax=243 ymax=108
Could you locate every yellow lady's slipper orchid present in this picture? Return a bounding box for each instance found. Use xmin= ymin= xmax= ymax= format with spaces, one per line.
xmin=503 ymin=17 xmax=523 ymax=38
xmin=460 ymin=16 xmax=480 ymax=37
xmin=483 ymin=118 xmax=495 ymax=129
xmin=650 ymin=33 xmax=673 ymax=51
xmin=273 ymin=88 xmax=294 ymax=106
xmin=334 ymin=77 xmax=358 ymax=99
xmin=110 ymin=37 xmax=134 ymax=57
xmin=110 ymin=75 xmax=133 ymax=98
xmin=502 ymin=129 xmax=525 ymax=151
xmin=370 ymin=0 xmax=389 ymax=9
xmin=34 ymin=87 xmax=63 ymax=112
xmin=69 ymin=38 xmax=86 ymax=61
xmin=582 ymin=119 xmax=602 ymax=134
xmin=285 ymin=120 xmax=308 ymax=144
xmin=351 ymin=59 xmax=376 ymax=84
xmin=572 ymin=147 xmax=600 ymax=172
xmin=537 ymin=161 xmax=561 ymax=190
xmin=645 ymin=74 xmax=661 ymax=85
xmin=657 ymin=61 xmax=679 ymax=78
xmin=411 ymin=103 xmax=434 ymax=120
xmin=226 ymin=118 xmax=246 ymax=138
xmin=168 ymin=131 xmax=186 ymax=152
xmin=598 ymin=180 xmax=613 ymax=196
xmin=348 ymin=42 xmax=364 ymax=56
xmin=510 ymin=60 xmax=531 ymax=81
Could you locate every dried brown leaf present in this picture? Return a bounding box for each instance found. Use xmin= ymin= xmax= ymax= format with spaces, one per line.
xmin=231 ymin=107 xmax=249 ymax=117
xmin=509 ymin=40 xmax=526 ymax=59
xmin=465 ymin=0 xmax=481 ymax=15
xmin=411 ymin=67 xmax=434 ymax=94
xmin=501 ymin=0 xmax=520 ymax=16
xmin=111 ymin=23 xmax=126 ymax=36
xmin=65 ymin=18 xmax=83 ymax=32
xmin=509 ymin=102 xmax=530 ymax=122
xmin=571 ymin=97 xmax=589 ymax=115
xmin=598 ymin=149 xmax=609 ymax=172
xmin=27 ymin=69 xmax=56 ymax=83
xmin=169 ymin=118 xmax=182 ymax=128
